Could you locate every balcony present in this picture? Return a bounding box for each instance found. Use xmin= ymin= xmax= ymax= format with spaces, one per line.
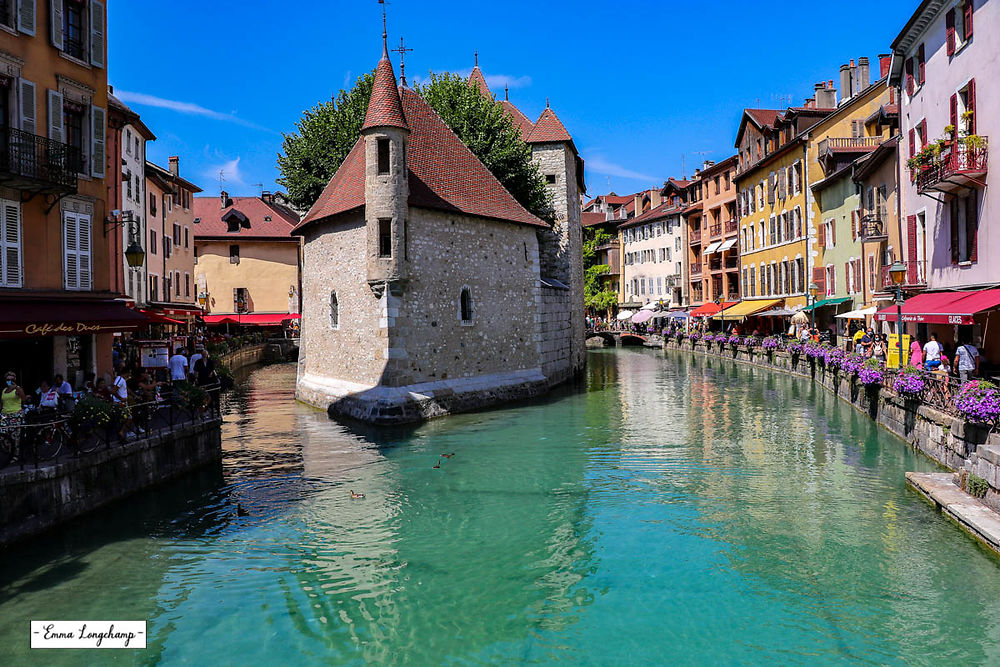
xmin=858 ymin=214 xmax=888 ymax=242
xmin=818 ymin=136 xmax=882 ymax=158
xmin=708 ymin=257 xmax=722 ymax=272
xmin=0 ymin=127 xmax=84 ymax=195
xmin=691 ymin=264 xmax=702 ymax=277
xmin=916 ymin=137 xmax=988 ymax=195
xmin=881 ymin=260 xmax=926 ymax=290
xmin=724 ymin=220 xmax=738 ymax=234
xmin=724 ymin=256 xmax=739 ymax=270
xmin=709 ymin=223 xmax=722 ymax=238
xmin=690 ymin=230 xmax=702 ymax=245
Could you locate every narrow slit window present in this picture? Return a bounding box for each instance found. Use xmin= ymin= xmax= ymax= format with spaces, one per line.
xmin=460 ymin=288 xmax=474 ymax=323
xmin=330 ymin=291 xmax=339 ymax=329
xmin=378 ymin=219 xmax=392 ymax=258
xmin=377 ymin=138 xmax=390 ymax=175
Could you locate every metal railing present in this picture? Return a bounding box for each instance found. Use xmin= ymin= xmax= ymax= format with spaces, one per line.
xmin=690 ymin=230 xmax=702 ymax=244
xmin=859 ymin=214 xmax=888 ymax=241
xmin=0 ymin=126 xmax=84 ymax=191
xmin=818 ymin=136 xmax=883 ymax=155
xmin=0 ymin=384 xmax=222 ymax=471
xmin=709 ymin=223 xmax=722 ymax=237
xmin=916 ymin=137 xmax=989 ymax=193
xmin=690 ymin=264 xmax=702 ymax=276
xmin=883 ymin=369 xmax=960 ymax=416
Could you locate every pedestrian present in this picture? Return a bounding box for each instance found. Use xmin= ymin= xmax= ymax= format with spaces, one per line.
xmin=909 ymin=337 xmax=923 ymax=368
xmin=955 ymin=339 xmax=980 ymax=383
xmin=923 ymin=333 xmax=942 ymax=371
xmin=111 ymin=365 xmax=136 ymax=441
xmin=169 ymin=347 xmax=189 ymax=391
xmin=2 ymin=371 xmax=26 ymax=415
xmin=871 ymin=335 xmax=887 ymax=363
xmin=53 ymin=373 xmax=75 ymax=412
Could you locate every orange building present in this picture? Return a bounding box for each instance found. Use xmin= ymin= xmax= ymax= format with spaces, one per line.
xmin=0 ymin=1 xmax=148 ymax=390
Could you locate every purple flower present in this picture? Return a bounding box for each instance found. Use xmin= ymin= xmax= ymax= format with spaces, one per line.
xmin=892 ymin=365 xmax=926 ymax=397
xmin=787 ymin=341 xmax=804 ymax=355
xmin=858 ymin=358 xmax=885 ymax=386
xmin=842 ymin=352 xmax=865 ymax=375
xmin=954 ymin=380 xmax=1000 ymax=423
xmin=728 ymin=334 xmax=742 ymax=346
xmin=689 ymin=332 xmax=701 ymax=343
xmin=824 ymin=346 xmax=846 ymax=370
xmin=762 ymin=336 xmax=782 ymax=350
xmin=745 ymin=336 xmax=761 ymax=348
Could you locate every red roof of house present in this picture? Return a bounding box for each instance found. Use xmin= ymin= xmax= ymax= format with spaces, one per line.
xmin=602 ymin=195 xmax=633 ymax=205
xmin=526 ymin=107 xmax=573 ymax=144
xmin=468 ymin=66 xmax=492 ymax=98
xmin=626 ymin=200 xmax=682 ymax=225
xmin=362 ymin=49 xmax=408 ymax=131
xmin=298 ymin=87 xmax=549 ymax=230
xmin=501 ymin=100 xmax=535 ymax=138
xmin=745 ymin=109 xmax=783 ymax=129
xmin=582 ymin=212 xmax=608 ymax=227
xmin=193 ymin=196 xmax=299 ymax=238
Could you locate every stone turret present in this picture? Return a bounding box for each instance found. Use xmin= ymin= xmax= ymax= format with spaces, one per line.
xmin=362 ymin=37 xmax=410 ymax=295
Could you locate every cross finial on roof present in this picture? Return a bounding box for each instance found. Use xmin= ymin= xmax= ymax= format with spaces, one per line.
xmin=474 ymin=51 xmax=478 ymax=67
xmin=392 ymin=36 xmax=413 ymax=86
xmin=504 ymin=83 xmax=509 ymax=101
xmin=546 ymin=97 xmax=550 ymax=109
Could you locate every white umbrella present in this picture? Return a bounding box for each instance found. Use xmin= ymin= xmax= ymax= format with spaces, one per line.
xmin=640 ymin=302 xmax=659 ymax=311
xmin=791 ymin=311 xmax=809 ymax=325
xmin=617 ymin=310 xmax=635 ymax=321
xmin=836 ymin=306 xmax=877 ymax=319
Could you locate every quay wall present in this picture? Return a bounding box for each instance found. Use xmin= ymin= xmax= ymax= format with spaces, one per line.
xmin=0 ymin=420 xmax=222 ymax=546
xmin=664 ymin=340 xmax=1000 ymax=510
xmin=219 ymin=343 xmax=268 ymax=372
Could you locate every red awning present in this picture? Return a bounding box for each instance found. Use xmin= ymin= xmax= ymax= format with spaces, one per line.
xmin=875 ymin=289 xmax=1000 ymax=325
xmin=689 ymin=301 xmax=737 ymax=318
xmin=203 ymin=313 xmax=300 ymax=326
xmin=0 ymin=299 xmax=151 ymax=338
xmin=139 ymin=310 xmax=185 ymax=325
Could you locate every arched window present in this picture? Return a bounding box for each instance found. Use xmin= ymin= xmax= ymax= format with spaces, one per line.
xmin=459 ymin=287 xmax=474 ymax=324
xmin=330 ymin=291 xmax=339 ymax=329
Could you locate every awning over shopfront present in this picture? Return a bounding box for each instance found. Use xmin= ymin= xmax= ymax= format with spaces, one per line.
xmin=689 ymin=301 xmax=737 ymax=318
xmin=203 ymin=313 xmax=300 ymax=326
xmin=836 ymin=306 xmax=877 ymax=320
xmin=756 ymin=307 xmax=798 ymax=317
xmin=802 ymin=297 xmax=852 ymax=312
xmin=139 ymin=310 xmax=185 ymax=325
xmin=0 ymin=299 xmax=150 ymax=338
xmin=875 ymin=289 xmax=1000 ymax=325
xmin=712 ymin=299 xmax=782 ymax=321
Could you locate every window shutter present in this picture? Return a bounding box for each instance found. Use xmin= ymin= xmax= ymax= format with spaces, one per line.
xmin=948 ymin=208 xmax=959 ymax=265
xmin=917 ymin=44 xmax=925 ymax=84
xmin=812 ymin=266 xmax=825 ymax=295
xmin=950 ymin=94 xmax=958 ymax=131
xmin=49 ymin=0 xmax=63 ymax=50
xmin=905 ymin=59 xmax=914 ymax=96
xmin=47 ymin=89 xmax=63 ymax=143
xmin=969 ymin=194 xmax=978 ymax=263
xmin=829 ymin=266 xmax=836 ymax=296
xmin=1 ymin=200 xmax=21 ymax=287
xmin=845 ymin=262 xmax=851 ymax=294
xmin=78 ymin=214 xmax=91 ymax=290
xmin=818 ymin=220 xmax=826 ymax=249
xmin=968 ymin=78 xmax=976 ymax=134
xmin=908 ymin=129 xmax=915 ymax=158
xmin=17 ymin=0 xmax=36 ymax=35
xmin=89 ymin=0 xmax=105 ymax=67
xmin=90 ymin=105 xmax=105 ymax=178
xmin=964 ymin=0 xmax=974 ymax=39
xmin=831 ymin=218 xmax=837 ymax=247
xmin=18 ymin=78 xmax=35 ymax=134
xmin=64 ymin=212 xmax=78 ymax=289
xmin=946 ymin=9 xmax=956 ymax=55
xmin=851 ymin=210 xmax=857 ymax=241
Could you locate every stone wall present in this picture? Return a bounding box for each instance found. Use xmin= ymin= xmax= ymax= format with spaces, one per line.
xmin=665 ymin=339 xmax=1000 ymax=497
xmin=0 ymin=419 xmax=222 ymax=545
xmin=537 ymin=285 xmax=573 ymax=386
xmin=219 ymin=343 xmax=268 ymax=372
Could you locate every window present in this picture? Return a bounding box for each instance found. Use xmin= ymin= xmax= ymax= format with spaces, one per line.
xmin=149 ymin=275 xmax=158 ymax=302
xmin=229 ymin=244 xmax=239 ymax=264
xmin=125 ymin=169 xmax=132 ymax=199
xmin=163 ymin=236 xmax=171 ymax=259
xmin=184 ymin=272 xmax=190 ymax=297
xmin=378 ymin=219 xmax=392 ymax=257
xmin=63 ymin=211 xmax=91 ymax=290
xmin=545 ymin=174 xmax=556 ymax=184
xmin=173 ymin=223 xmax=181 ymax=246
xmin=796 ymin=258 xmax=805 ymax=293
xmin=824 ymin=265 xmax=835 ymax=297
xmin=459 ymin=287 xmax=474 ymax=323
xmin=749 ymin=267 xmax=756 ymax=297
xmin=63 ymin=101 xmax=85 ymax=165
xmin=958 ymin=79 xmax=977 ymax=135
xmin=166 ymin=193 xmax=172 ymax=213
xmin=184 ymin=226 xmax=189 ymax=248
xmin=0 ymin=199 xmax=22 ymax=287
xmin=234 ymin=287 xmax=249 ymax=313
xmin=656 ymin=277 xmax=662 ymax=295
xmin=149 ymin=230 xmax=157 ymax=255
xmin=63 ymin=0 xmax=85 ymax=60
xmin=951 ymin=192 xmax=979 ymax=264
xmin=149 ymin=193 xmax=157 ymax=217
xmin=824 ymin=219 xmax=835 ymax=249
xmin=377 ymin=138 xmax=390 ymax=174
xmin=916 ymin=44 xmax=926 ymax=86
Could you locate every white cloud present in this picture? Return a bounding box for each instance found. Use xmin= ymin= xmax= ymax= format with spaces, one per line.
xmin=586 ymin=157 xmax=657 ymax=183
xmin=115 ymin=90 xmax=276 ymax=133
xmin=484 ymin=74 xmax=531 ymax=90
xmin=342 ymin=70 xmax=353 ymax=89
xmin=202 ymin=156 xmax=245 ymax=192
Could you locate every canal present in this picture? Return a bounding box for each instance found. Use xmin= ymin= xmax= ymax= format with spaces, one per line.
xmin=2 ymin=349 xmax=1000 ymax=664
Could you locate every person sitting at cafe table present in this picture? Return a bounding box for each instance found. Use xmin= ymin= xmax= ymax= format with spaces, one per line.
xmin=37 ymin=380 xmax=59 ymax=409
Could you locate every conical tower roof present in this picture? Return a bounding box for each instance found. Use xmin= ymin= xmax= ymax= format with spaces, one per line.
xmin=362 ymin=41 xmax=408 ymax=132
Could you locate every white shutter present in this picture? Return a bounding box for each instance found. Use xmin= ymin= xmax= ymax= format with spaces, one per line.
xmin=90 ymin=104 xmax=105 ymax=178
xmin=47 ymin=89 xmax=63 ymax=143
xmin=1 ymin=200 xmax=22 ymax=288
xmin=78 ymin=213 xmax=91 ymax=290
xmin=49 ymin=0 xmax=62 ymax=50
xmin=17 ymin=0 xmax=36 ymax=35
xmin=18 ymin=78 xmax=35 ymax=134
xmin=89 ymin=0 xmax=104 ymax=68
xmin=64 ymin=212 xmax=78 ymax=289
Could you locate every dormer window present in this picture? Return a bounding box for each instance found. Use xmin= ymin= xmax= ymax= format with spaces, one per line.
xmin=377 ymin=138 xmax=390 ymax=175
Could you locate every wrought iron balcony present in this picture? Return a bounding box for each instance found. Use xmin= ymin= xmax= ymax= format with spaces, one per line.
xmin=724 ymin=256 xmax=739 ymax=269
xmin=0 ymin=126 xmax=84 ymax=194
xmin=818 ymin=136 xmax=883 ymax=158
xmin=724 ymin=220 xmax=738 ymax=234
xmin=858 ymin=214 xmax=888 ymax=242
xmin=881 ymin=260 xmax=926 ymax=290
xmin=916 ymin=137 xmax=988 ymax=195
xmin=709 ymin=223 xmax=722 ymax=238
xmin=690 ymin=230 xmax=702 ymax=244
xmin=690 ymin=264 xmax=702 ymax=276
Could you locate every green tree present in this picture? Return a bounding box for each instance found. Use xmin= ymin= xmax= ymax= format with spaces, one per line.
xmin=582 ymin=226 xmax=618 ymax=315
xmin=277 ymin=71 xmax=552 ymax=220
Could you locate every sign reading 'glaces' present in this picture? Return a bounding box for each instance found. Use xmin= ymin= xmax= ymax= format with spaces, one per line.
xmin=30 ymin=621 xmax=147 ymax=649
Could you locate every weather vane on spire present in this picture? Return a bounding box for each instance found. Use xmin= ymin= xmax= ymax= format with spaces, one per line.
xmin=392 ymin=37 xmax=413 ymax=86
xmin=379 ymin=0 xmax=389 ymax=53
xmin=474 ymin=51 xmax=478 ymax=67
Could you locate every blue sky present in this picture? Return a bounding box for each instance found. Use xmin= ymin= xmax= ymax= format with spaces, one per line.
xmin=109 ymin=0 xmax=919 ymax=199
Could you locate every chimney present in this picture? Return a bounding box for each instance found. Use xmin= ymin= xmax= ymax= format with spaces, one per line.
xmin=858 ymin=57 xmax=870 ymax=91
xmin=220 ymin=190 xmax=229 ymax=209
xmin=261 ymin=190 xmax=273 ymax=204
xmin=650 ymin=189 xmax=662 ymax=208
xmin=878 ymin=54 xmax=892 ymax=79
xmin=816 ymin=81 xmax=837 ymax=109
xmin=839 ymin=64 xmax=852 ymax=103
xmin=168 ymin=156 xmax=179 ymax=176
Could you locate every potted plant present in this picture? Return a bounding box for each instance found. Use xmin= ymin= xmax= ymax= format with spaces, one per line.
xmin=892 ymin=365 xmax=927 ymax=399
xmin=858 ymin=358 xmax=885 ymax=386
xmin=953 ymin=380 xmax=1000 ymax=424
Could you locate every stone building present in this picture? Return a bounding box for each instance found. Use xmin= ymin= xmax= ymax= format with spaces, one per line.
xmin=620 ymin=180 xmax=688 ymax=308
xmin=293 ymin=39 xmax=584 ymax=423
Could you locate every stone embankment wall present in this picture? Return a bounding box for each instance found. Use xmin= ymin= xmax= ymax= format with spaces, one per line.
xmin=0 ymin=419 xmax=222 ymax=545
xmin=219 ymin=344 xmax=268 ymax=372
xmin=665 ymin=340 xmax=1000 ymax=507
xmin=537 ymin=286 xmax=574 ymax=386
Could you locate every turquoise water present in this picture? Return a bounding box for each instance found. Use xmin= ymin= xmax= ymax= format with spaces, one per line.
xmin=2 ymin=350 xmax=1000 ymax=665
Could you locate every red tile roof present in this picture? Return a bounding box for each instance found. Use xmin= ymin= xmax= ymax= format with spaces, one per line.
xmin=298 ymin=87 xmax=549 ymax=231
xmin=193 ymin=196 xmax=300 ymax=238
xmin=526 ymin=107 xmax=572 ymax=144
xmin=602 ymin=195 xmax=633 ymax=205
xmin=582 ymin=212 xmax=608 ymax=227
xmin=626 ymin=200 xmax=683 ymax=225
xmin=745 ymin=109 xmax=783 ymax=129
xmin=468 ymin=66 xmax=492 ymax=98
xmin=500 ymin=100 xmax=535 ymax=138
xmin=362 ymin=50 xmax=408 ymax=131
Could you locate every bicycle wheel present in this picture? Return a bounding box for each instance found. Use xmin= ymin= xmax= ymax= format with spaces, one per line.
xmin=75 ymin=423 xmax=104 ymax=453
xmin=35 ymin=425 xmax=66 ymax=461
xmin=0 ymin=433 xmax=14 ymax=468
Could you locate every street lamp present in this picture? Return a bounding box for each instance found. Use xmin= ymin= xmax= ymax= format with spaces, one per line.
xmin=808 ymin=282 xmax=820 ymax=327
xmin=889 ymin=260 xmax=907 ymax=366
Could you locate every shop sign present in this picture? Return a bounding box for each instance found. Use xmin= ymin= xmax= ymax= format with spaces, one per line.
xmin=886 ymin=334 xmax=911 ymax=369
xmin=23 ymin=322 xmax=104 ymax=336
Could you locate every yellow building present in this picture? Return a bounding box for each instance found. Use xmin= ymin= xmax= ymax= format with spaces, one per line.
xmin=193 ymin=192 xmax=301 ymax=327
